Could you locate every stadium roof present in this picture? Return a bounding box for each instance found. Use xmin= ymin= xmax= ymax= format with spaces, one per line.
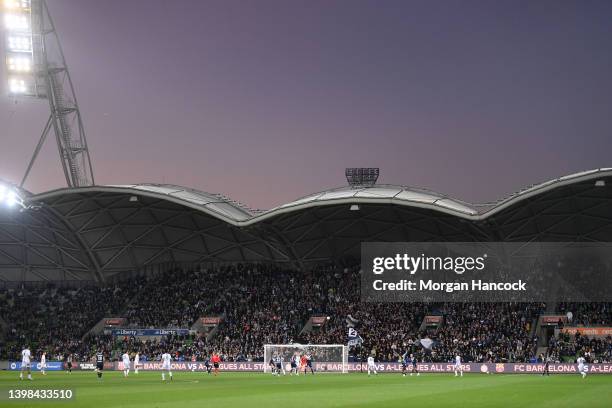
xmin=1 ymin=168 xmax=611 ymax=282
xmin=49 ymin=183 xmax=256 ymax=222
xmin=256 ymin=184 xmax=479 ymax=219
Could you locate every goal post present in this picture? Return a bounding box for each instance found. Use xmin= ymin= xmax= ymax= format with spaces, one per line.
xmin=263 ymin=344 xmax=349 ymax=373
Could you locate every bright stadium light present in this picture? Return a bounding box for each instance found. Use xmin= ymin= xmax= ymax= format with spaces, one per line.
xmin=3 ymin=0 xmax=31 ymax=10
xmin=3 ymin=13 xmax=29 ymax=30
xmin=2 ymin=0 xmax=95 ymax=186
xmin=6 ymin=35 xmax=32 ymax=51
xmin=8 ymin=76 xmax=27 ymax=94
xmin=6 ymin=55 xmax=31 ymax=72
xmin=5 ymin=190 xmax=17 ymax=207
xmin=0 ymin=183 xmax=28 ymax=209
xmin=3 ymin=0 xmax=38 ymax=98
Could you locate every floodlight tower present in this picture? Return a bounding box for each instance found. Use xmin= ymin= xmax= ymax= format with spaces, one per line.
xmin=2 ymin=0 xmax=94 ymax=188
xmin=345 ymin=168 xmax=379 ymax=187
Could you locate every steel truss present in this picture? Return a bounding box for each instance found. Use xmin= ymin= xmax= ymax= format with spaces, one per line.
xmin=20 ymin=0 xmax=94 ymax=188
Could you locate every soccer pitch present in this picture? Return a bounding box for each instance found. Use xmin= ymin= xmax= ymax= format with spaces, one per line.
xmin=1 ymin=371 xmax=611 ymax=407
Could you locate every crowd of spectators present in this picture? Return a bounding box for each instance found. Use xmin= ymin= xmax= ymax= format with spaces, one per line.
xmin=426 ymin=303 xmax=544 ymax=363
xmin=0 ymin=285 xmax=136 ymax=360
xmin=557 ymin=303 xmax=611 ymax=326
xmin=546 ymin=302 xmax=612 ymax=363
xmin=0 ymin=264 xmax=610 ymax=364
xmin=548 ymin=332 xmax=612 ymax=363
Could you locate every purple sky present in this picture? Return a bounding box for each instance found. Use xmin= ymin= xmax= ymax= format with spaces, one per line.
xmin=1 ymin=0 xmax=611 ymax=210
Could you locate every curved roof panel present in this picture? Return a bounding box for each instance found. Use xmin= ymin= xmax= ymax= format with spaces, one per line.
xmin=252 ymin=184 xmax=479 ymax=222
xmin=476 ymin=167 xmax=612 ymax=218
xmin=35 ymin=184 xmax=254 ymax=222
xmin=27 ymin=168 xmax=612 ymax=225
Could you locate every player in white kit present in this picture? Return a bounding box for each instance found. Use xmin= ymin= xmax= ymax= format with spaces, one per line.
xmin=367 ymin=355 xmax=377 ymax=376
xmin=20 ymin=346 xmax=32 ymax=380
xmin=577 ymin=356 xmax=588 ymax=379
xmin=290 ymin=353 xmax=299 ymax=376
xmin=161 ymin=351 xmax=173 ymax=381
xmin=454 ymin=354 xmax=463 ymax=377
xmin=122 ymin=352 xmax=131 ymax=377
xmin=40 ymin=352 xmax=47 ymax=376
xmin=134 ymin=352 xmax=140 ymax=374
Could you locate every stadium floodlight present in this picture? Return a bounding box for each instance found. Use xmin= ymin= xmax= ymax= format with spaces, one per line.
xmin=6 ymin=35 xmax=31 ymax=51
xmin=8 ymin=76 xmax=27 ymax=94
xmin=3 ymin=13 xmax=29 ymax=30
xmin=2 ymin=0 xmax=95 ymax=188
xmin=0 ymin=183 xmax=27 ymax=209
xmin=6 ymin=55 xmax=31 ymax=71
xmin=345 ymin=167 xmax=380 ymax=187
xmin=3 ymin=0 xmax=31 ymax=10
xmin=5 ymin=190 xmax=17 ymax=207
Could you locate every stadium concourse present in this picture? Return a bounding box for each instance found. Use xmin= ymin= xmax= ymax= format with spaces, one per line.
xmin=0 ymin=169 xmax=611 ymax=366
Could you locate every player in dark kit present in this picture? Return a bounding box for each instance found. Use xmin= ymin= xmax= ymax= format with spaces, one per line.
xmin=541 ymin=354 xmax=550 ymax=376
xmin=95 ymin=351 xmax=104 ymax=379
xmin=305 ymin=352 xmax=314 ymax=375
xmin=204 ymin=357 xmax=212 ymax=374
xmin=290 ymin=353 xmax=298 ymax=375
xmin=268 ymin=358 xmax=276 ymax=375
xmin=410 ymin=354 xmax=420 ymax=376
xmin=401 ymin=353 xmax=409 ymax=376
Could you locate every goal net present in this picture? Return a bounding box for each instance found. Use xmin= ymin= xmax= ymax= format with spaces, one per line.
xmin=263 ymin=344 xmax=348 ymax=374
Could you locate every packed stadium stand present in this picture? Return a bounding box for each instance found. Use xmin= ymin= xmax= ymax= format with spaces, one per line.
xmin=0 ymin=169 xmax=611 ymax=365
xmin=0 ymin=265 xmax=609 ymax=363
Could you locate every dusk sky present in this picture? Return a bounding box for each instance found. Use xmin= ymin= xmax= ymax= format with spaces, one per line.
xmin=1 ymin=0 xmax=611 ymax=210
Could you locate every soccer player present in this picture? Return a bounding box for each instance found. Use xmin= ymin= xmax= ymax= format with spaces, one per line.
xmin=211 ymin=352 xmax=221 ymax=376
xmin=577 ymin=355 xmax=587 ymax=379
xmin=290 ymin=352 xmax=299 ymax=376
xmin=66 ymin=354 xmax=73 ymax=374
xmin=367 ymin=355 xmax=377 ymax=376
xmin=540 ymin=354 xmax=550 ymax=377
xmin=122 ymin=351 xmax=131 ymax=377
xmin=273 ymin=353 xmax=285 ymax=376
xmin=204 ymin=356 xmax=212 ymax=374
xmin=20 ymin=346 xmax=32 ymax=380
xmin=304 ymin=352 xmax=314 ymax=375
xmin=191 ymin=354 xmax=197 ymax=372
xmin=161 ymin=351 xmax=173 ymax=381
xmin=40 ymin=352 xmax=47 ymax=376
xmin=95 ymin=350 xmax=104 ymax=379
xmin=268 ymin=357 xmax=276 ymax=375
xmin=134 ymin=352 xmax=140 ymax=374
xmin=300 ymin=354 xmax=308 ymax=375
xmin=454 ymin=354 xmax=463 ymax=377
xmin=401 ymin=352 xmax=409 ymax=376
xmin=410 ymin=353 xmax=420 ymax=376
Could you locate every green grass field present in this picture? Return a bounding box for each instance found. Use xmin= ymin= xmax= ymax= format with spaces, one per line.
xmin=1 ymin=371 xmax=611 ymax=407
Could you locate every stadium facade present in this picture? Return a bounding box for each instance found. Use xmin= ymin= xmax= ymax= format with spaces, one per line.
xmin=0 ymin=168 xmax=611 ymax=283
